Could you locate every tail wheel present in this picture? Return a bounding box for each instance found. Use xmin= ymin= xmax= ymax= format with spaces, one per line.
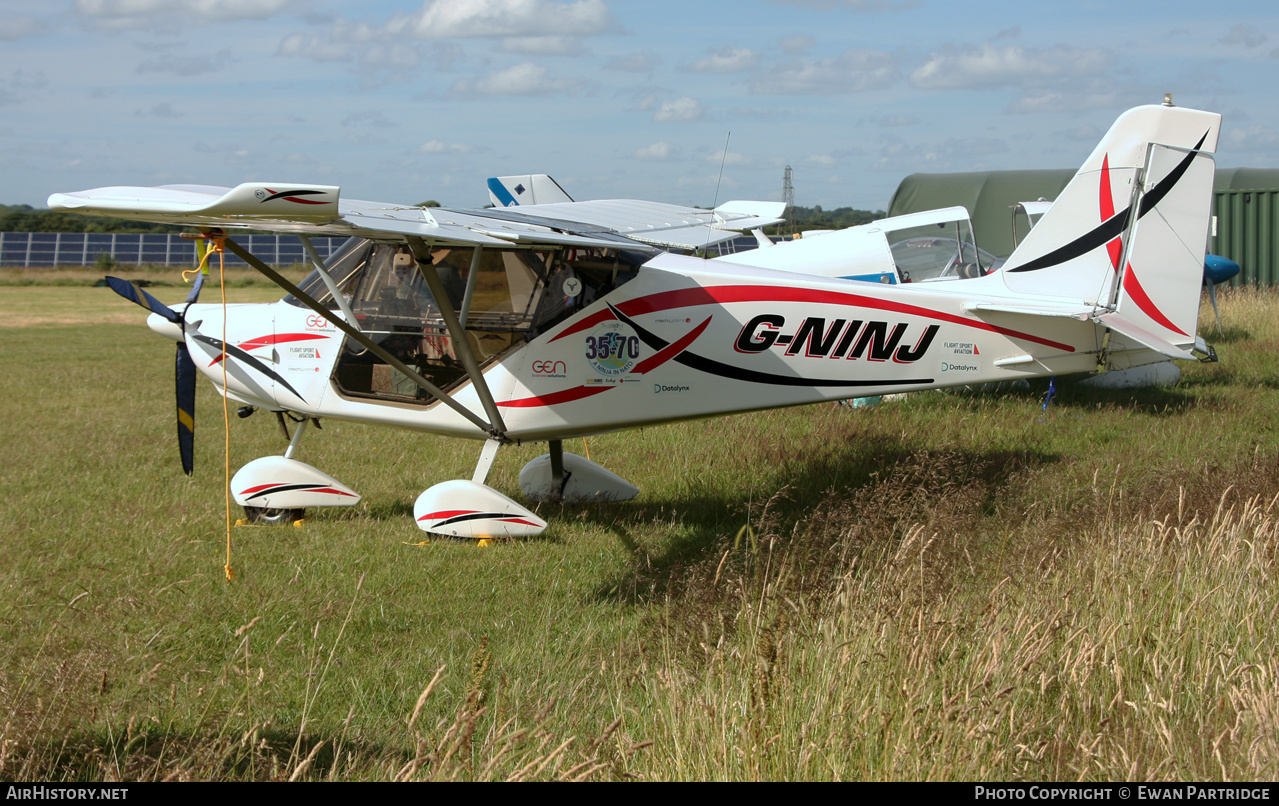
xmin=243 ymin=506 xmax=305 ymax=525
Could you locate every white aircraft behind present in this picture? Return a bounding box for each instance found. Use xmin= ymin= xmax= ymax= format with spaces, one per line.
xmin=49 ymin=100 xmax=1221 ymax=537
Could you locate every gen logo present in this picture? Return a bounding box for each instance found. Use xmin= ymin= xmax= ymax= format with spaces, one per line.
xmin=305 ymin=314 xmax=329 ymax=329
xmin=531 ymin=360 xmax=567 ymax=376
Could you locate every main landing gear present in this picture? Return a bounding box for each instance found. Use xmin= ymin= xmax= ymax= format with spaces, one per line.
xmin=229 ymin=417 xmax=361 ymax=525
xmin=412 ymin=438 xmax=639 ymax=539
xmin=230 ymin=418 xmax=640 ymax=537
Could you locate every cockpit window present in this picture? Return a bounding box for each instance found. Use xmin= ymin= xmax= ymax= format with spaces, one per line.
xmin=886 ymin=219 xmax=1002 ymax=282
xmin=308 ymin=240 xmax=642 ymax=406
xmin=283 ymin=237 xmax=369 ymax=308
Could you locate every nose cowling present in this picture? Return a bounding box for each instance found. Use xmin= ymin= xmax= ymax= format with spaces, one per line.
xmin=147 ymin=304 xmax=187 ymax=341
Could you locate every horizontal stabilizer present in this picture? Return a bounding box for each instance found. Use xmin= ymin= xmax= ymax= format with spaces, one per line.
xmin=509 ymin=198 xmax=785 ymax=250
xmin=965 ymin=302 xmax=1091 ymax=320
xmin=715 ymin=200 xmax=788 ymax=228
xmin=629 ymin=226 xmax=750 ymax=250
xmin=1093 ymin=311 xmax=1196 ymax=360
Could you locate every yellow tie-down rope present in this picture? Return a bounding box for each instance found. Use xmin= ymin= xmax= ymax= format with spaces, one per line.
xmin=183 ymin=233 xmax=235 ymax=581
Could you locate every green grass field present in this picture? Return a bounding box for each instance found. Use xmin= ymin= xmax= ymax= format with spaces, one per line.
xmin=2 ymin=277 xmax=1278 ymax=780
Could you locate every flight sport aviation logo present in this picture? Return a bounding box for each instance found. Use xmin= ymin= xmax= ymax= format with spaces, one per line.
xmin=734 ymin=314 xmax=940 ymax=363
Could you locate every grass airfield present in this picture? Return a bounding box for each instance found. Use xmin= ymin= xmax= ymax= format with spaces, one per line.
xmin=2 ymin=272 xmax=1279 ymax=781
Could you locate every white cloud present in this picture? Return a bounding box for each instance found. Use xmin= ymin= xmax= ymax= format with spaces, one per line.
xmin=1222 ymin=24 xmax=1267 ymax=48
xmin=76 ymin=0 xmax=294 ymax=30
xmin=880 ymin=114 xmax=917 ymax=127
xmin=686 ymin=46 xmax=762 ymax=74
xmin=136 ymin=49 xmax=232 ymax=76
xmin=497 ymin=36 xmax=588 ymax=55
xmin=418 ymin=140 xmax=473 ymax=154
xmin=277 ymin=32 xmax=353 ymax=62
xmin=1057 ymin=124 xmax=1102 ymax=142
xmin=766 ymin=0 xmax=918 ymax=9
xmin=807 ymin=154 xmax=836 ymax=166
xmin=136 ymin=101 xmax=182 ymax=118
xmin=778 ymin=34 xmax=814 ymax=55
xmin=707 ymin=151 xmax=751 ymax=167
xmin=871 ymin=135 xmax=1009 ymax=172
xmin=0 ymin=16 xmax=44 ymax=41
xmin=676 ymin=175 xmax=739 ymax=191
xmin=634 ymin=141 xmax=675 ymax=160
xmin=387 ymin=0 xmax=612 ymax=39
xmin=911 ymin=43 xmax=1112 ymax=91
xmin=450 ymin=62 xmax=581 ymax=96
xmin=1225 ymin=124 xmax=1279 ymax=151
xmin=653 ymin=96 xmax=705 ymax=122
xmin=342 ymin=111 xmax=397 ymax=128
xmin=1005 ymin=91 xmax=1128 ymax=114
xmin=751 ymin=48 xmax=898 ymax=94
xmin=8 ymin=70 xmax=47 ymax=90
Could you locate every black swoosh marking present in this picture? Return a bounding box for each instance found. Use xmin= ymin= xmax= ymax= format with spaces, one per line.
xmin=432 ymin=512 xmax=525 ymax=526
xmin=244 ymin=483 xmax=325 ymax=502
xmin=607 ymin=303 xmax=934 ymax=390
xmin=1008 ymin=130 xmax=1209 ymax=274
xmin=261 ymin=189 xmax=327 ymax=203
xmin=191 ymin=333 xmax=307 ymax=403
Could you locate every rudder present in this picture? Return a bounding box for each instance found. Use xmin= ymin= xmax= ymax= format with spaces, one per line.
xmin=1000 ymin=103 xmax=1221 ymax=349
xmin=486 ymin=174 xmax=574 ymax=207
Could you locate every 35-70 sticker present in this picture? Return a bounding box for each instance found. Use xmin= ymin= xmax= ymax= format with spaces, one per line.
xmin=586 ymin=321 xmax=641 ymax=377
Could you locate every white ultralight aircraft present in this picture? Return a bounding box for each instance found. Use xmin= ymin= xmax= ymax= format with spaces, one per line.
xmin=49 ymin=101 xmax=1221 ymax=538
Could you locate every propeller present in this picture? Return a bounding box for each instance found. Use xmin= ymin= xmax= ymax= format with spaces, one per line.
xmin=105 ymin=272 xmax=205 ymax=475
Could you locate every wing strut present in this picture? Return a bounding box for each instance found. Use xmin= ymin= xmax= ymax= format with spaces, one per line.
xmin=299 ymin=235 xmax=361 ymax=332
xmin=220 ymin=236 xmax=497 ymax=436
xmin=458 ymin=245 xmax=484 ymax=329
xmin=405 ymin=236 xmax=507 ymax=436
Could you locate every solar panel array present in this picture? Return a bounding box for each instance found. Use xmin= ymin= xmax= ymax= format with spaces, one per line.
xmin=0 ymin=232 xmax=349 ymax=268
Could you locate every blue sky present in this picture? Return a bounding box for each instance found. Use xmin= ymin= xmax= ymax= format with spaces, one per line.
xmin=3 ymin=0 xmax=1277 ymax=211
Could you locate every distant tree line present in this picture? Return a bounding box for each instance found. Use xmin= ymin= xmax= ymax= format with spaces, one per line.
xmin=767 ymin=204 xmax=885 ymax=235
xmin=0 ymin=205 xmax=184 ymax=234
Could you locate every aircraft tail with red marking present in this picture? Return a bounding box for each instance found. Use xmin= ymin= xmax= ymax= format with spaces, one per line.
xmin=999 ymin=102 xmax=1221 ymax=353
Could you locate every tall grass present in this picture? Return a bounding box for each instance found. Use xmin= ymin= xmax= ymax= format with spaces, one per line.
xmin=626 ymin=453 xmax=1279 ymax=780
xmin=1 ymin=284 xmax=1277 ymax=779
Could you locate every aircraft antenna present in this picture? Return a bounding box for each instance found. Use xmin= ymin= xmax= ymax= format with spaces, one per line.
xmin=782 ymin=164 xmax=794 ymax=236
xmin=705 ymin=131 xmax=731 ymax=253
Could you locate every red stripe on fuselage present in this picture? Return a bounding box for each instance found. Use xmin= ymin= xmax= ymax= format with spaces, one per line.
xmin=631 ymin=315 xmax=711 ymax=374
xmin=552 ymin=285 xmax=1075 ymax=353
xmin=498 ymin=384 xmax=614 ymax=408
xmin=210 ymin=332 xmax=327 ymax=366
xmin=419 ymin=510 xmax=473 ymax=521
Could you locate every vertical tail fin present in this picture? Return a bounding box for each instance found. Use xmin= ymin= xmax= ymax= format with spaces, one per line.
xmin=1001 ymin=103 xmax=1221 ymax=348
xmin=486 ymin=174 xmax=574 ymax=207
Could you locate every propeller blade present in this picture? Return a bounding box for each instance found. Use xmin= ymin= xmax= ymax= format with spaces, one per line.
xmin=184 ymin=270 xmax=205 ymax=307
xmin=1207 ymin=279 xmax=1223 ymax=336
xmin=105 ymin=276 xmax=179 ymax=323
xmin=176 ymin=344 xmax=197 ymax=476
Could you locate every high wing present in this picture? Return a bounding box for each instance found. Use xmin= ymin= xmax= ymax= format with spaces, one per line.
xmin=47 ymin=182 xmax=785 ymax=251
